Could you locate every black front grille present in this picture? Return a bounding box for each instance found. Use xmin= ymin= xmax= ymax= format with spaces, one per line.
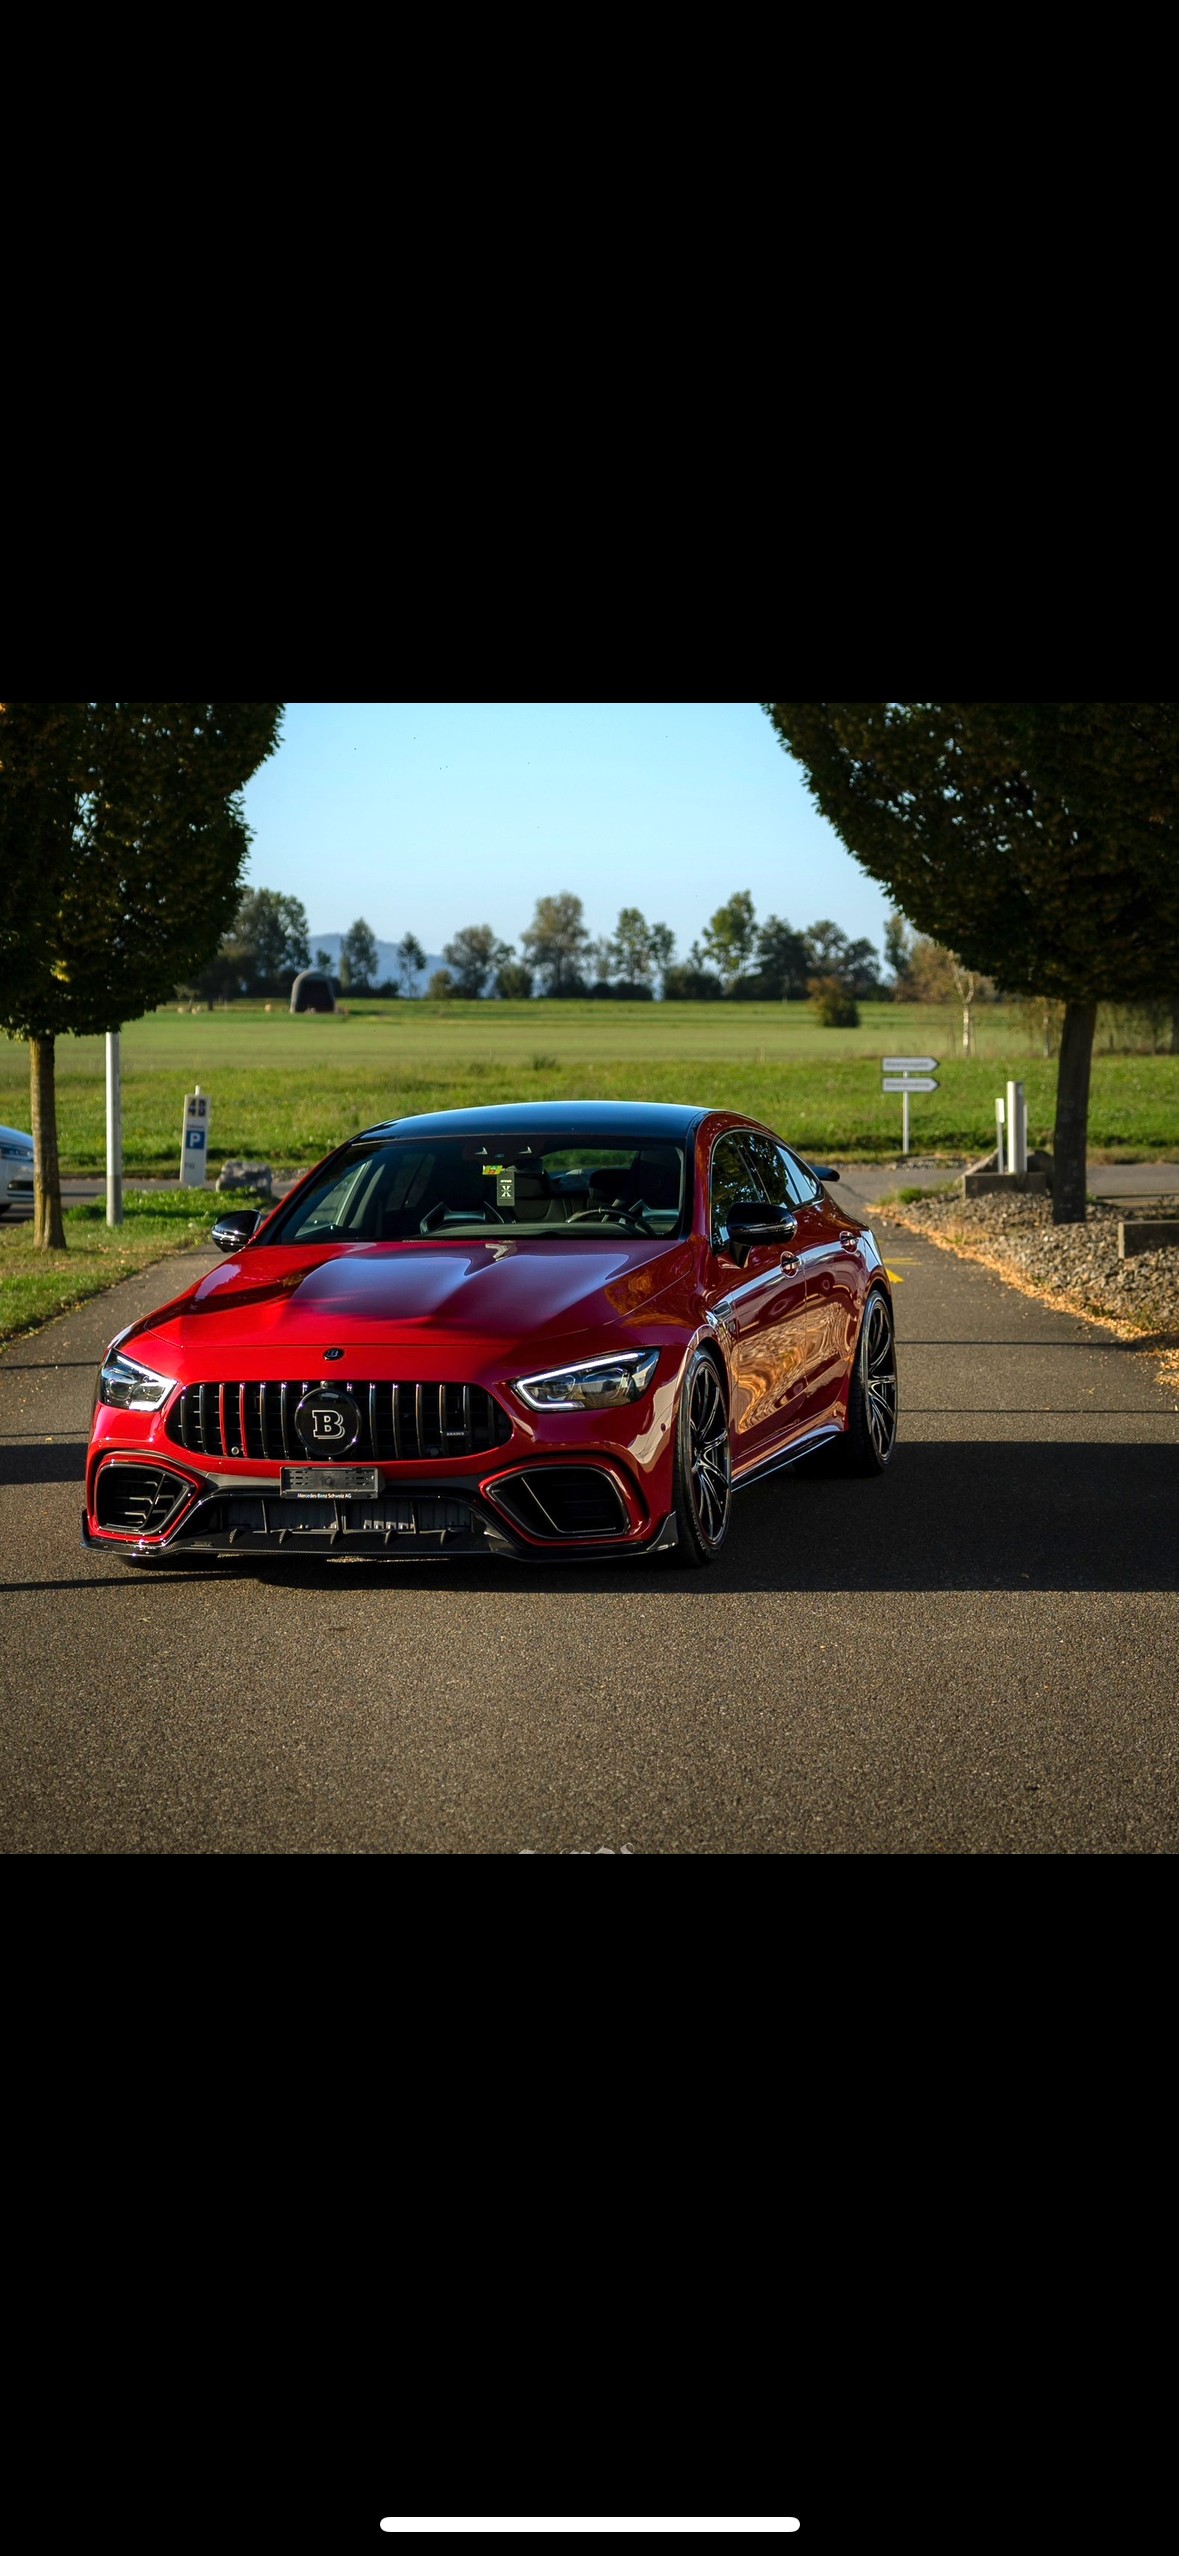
xmin=488 ymin=1467 xmax=630 ymax=1540
xmin=95 ymin=1464 xmax=192 ymax=1536
xmin=166 ymin=1379 xmax=512 ymax=1463
xmin=174 ymin=1491 xmax=484 ymax=1546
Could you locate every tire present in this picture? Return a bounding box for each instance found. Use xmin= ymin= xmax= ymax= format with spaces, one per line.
xmin=667 ymin=1345 xmax=732 ymax=1567
xmin=835 ymin=1285 xmax=898 ymax=1475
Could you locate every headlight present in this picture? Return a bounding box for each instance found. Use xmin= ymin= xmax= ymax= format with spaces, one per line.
xmin=0 ymin=1143 xmax=33 ymax=1160
xmin=512 ymin=1349 xmax=660 ymax=1411
xmin=98 ymin=1350 xmax=176 ymax=1411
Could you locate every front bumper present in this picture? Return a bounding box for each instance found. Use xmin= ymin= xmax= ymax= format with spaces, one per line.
xmin=83 ymin=1451 xmax=677 ymax=1562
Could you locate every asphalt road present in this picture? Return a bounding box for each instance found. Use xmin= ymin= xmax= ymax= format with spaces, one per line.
xmin=2 ymin=1200 xmax=1178 ymax=1853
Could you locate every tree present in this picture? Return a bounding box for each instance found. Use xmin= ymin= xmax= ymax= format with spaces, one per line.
xmin=648 ymin=922 xmax=676 ymax=994
xmin=394 ymin=932 xmax=426 ymax=996
xmin=341 ymin=917 xmax=379 ymax=993
xmin=809 ymin=974 xmax=859 ymax=1028
xmin=495 ymin=958 xmax=533 ymax=1000
xmin=701 ymin=891 xmax=758 ymax=992
xmin=906 ymin=937 xmax=958 ymax=1004
xmin=663 ymin=944 xmax=723 ymax=1000
xmin=0 ymin=701 xmax=282 ymax=1247
xmin=229 ymin=887 xmax=309 ymax=994
xmin=520 ymin=893 xmax=591 ymax=996
xmin=314 ymin=947 xmax=334 ymax=973
xmin=766 ymin=703 xmax=1179 ymax=1221
xmin=883 ymin=912 xmax=914 ymax=995
xmin=442 ymin=923 xmax=512 ymax=998
xmin=612 ymin=907 xmax=655 ymax=986
xmin=755 ymin=914 xmax=810 ymax=1000
xmin=428 ymin=968 xmax=455 ymax=999
xmin=588 ymin=935 xmax=616 ymax=989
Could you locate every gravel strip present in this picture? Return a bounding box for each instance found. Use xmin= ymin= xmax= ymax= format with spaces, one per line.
xmin=882 ymin=1189 xmax=1179 ymax=1393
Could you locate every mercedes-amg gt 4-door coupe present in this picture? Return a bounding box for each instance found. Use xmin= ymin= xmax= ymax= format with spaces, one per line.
xmin=84 ymin=1102 xmax=897 ymax=1569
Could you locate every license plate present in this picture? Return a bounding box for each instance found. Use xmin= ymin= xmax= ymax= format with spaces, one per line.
xmin=280 ymin=1466 xmax=381 ymax=1498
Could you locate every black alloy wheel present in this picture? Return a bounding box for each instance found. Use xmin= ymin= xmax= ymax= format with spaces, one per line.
xmin=670 ymin=1347 xmax=732 ymax=1566
xmin=838 ymin=1285 xmax=898 ymax=1474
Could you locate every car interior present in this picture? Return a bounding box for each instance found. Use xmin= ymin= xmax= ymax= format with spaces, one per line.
xmin=279 ymin=1142 xmax=687 ymax=1244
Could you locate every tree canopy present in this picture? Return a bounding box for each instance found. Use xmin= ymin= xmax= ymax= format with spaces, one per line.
xmin=520 ymin=893 xmax=591 ymax=995
xmin=0 ymin=700 xmax=282 ymax=1243
xmin=442 ymin=923 xmax=513 ymax=997
xmin=763 ymin=703 xmax=1179 ymax=1003
xmin=763 ymin=701 xmax=1179 ymax=1219
xmin=0 ymin=702 xmax=283 ymax=1038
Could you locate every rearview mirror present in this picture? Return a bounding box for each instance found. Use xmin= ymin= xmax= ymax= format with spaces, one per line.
xmin=807 ymin=1163 xmax=839 ymax=1182
xmin=212 ymin=1209 xmax=264 ymax=1252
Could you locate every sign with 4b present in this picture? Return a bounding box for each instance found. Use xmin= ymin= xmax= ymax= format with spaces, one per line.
xmin=180 ymin=1087 xmax=211 ymax=1189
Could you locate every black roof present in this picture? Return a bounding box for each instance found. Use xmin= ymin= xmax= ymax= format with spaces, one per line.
xmin=361 ymin=1100 xmax=710 ymax=1141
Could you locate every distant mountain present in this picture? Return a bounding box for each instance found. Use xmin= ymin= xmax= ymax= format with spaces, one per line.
xmin=309 ymin=933 xmax=446 ymax=993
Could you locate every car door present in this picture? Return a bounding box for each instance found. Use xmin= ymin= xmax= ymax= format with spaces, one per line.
xmin=777 ymin=1145 xmax=863 ymax=1419
xmin=705 ymin=1132 xmax=810 ymax=1470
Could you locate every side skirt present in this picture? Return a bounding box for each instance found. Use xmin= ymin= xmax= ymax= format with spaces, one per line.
xmin=732 ymin=1424 xmax=843 ymax=1493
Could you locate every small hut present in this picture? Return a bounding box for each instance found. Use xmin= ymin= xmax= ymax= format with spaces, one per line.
xmin=290 ymin=969 xmax=337 ymax=1015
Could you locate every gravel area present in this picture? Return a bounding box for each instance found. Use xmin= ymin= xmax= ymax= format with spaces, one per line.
xmin=883 ymin=1187 xmax=1179 ymax=1365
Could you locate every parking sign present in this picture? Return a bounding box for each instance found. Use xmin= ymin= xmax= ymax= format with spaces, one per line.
xmin=180 ymin=1086 xmax=211 ymax=1188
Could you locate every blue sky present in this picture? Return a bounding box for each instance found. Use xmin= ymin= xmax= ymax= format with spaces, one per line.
xmin=240 ymin=703 xmax=895 ymax=959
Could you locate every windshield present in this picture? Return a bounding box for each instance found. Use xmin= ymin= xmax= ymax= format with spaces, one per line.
xmin=266 ymin=1131 xmax=690 ymax=1245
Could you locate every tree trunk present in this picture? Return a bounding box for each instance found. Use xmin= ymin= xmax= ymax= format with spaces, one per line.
xmin=29 ymin=1034 xmax=67 ymax=1249
xmin=1052 ymin=1000 xmax=1097 ymax=1226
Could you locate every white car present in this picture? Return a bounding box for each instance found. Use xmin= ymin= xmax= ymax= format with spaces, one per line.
xmin=0 ymin=1124 xmax=35 ymax=1215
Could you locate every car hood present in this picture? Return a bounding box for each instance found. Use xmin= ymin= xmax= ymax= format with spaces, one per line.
xmin=131 ymin=1235 xmax=694 ymax=1368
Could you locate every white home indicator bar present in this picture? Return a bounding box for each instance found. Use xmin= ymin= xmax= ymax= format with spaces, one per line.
xmin=379 ymin=2527 xmax=801 ymax=2538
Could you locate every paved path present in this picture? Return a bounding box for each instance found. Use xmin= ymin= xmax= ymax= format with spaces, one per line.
xmin=2 ymin=1216 xmax=1177 ymax=1854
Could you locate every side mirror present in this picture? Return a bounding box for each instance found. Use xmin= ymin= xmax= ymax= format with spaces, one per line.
xmin=212 ymin=1208 xmax=264 ymax=1252
xmin=807 ymin=1163 xmax=839 ymax=1182
xmin=725 ymin=1201 xmax=797 ymax=1264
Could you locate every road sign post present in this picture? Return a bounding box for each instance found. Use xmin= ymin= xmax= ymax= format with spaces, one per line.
xmin=180 ymin=1086 xmax=210 ymax=1188
xmin=882 ymin=1058 xmax=939 ymax=1158
xmin=106 ymin=1030 xmax=122 ymax=1227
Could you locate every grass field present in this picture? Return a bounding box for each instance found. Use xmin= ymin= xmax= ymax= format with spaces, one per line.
xmin=2 ymin=1000 xmax=1178 ymax=1174
xmin=0 ymin=1189 xmax=225 ymax=1347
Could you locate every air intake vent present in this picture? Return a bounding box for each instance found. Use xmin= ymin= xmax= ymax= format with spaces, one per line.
xmin=95 ymin=1465 xmax=192 ymax=1536
xmin=166 ymin=1380 xmax=512 ymax=1462
xmin=488 ymin=1467 xmax=630 ymax=1540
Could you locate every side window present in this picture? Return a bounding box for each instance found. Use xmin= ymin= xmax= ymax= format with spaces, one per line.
xmin=777 ymin=1145 xmax=819 ymax=1207
xmin=742 ymin=1134 xmax=794 ymax=1208
xmin=709 ymin=1135 xmax=762 ymax=1249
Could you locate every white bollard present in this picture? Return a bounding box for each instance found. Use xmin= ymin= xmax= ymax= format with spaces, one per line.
xmin=106 ymin=1030 xmax=123 ymax=1226
xmin=1006 ymin=1079 xmax=1027 ymax=1176
xmin=995 ymin=1095 xmax=1006 ymax=1177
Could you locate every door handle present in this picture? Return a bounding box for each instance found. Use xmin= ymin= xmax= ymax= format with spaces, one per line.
xmin=780 ymin=1251 xmax=801 ymax=1273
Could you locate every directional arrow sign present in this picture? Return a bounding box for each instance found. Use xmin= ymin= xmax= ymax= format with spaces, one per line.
xmin=883 ymin=1075 xmax=938 ymax=1092
xmin=882 ymin=1055 xmax=938 ymax=1072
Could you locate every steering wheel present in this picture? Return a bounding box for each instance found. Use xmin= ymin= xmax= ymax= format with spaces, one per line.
xmin=419 ymin=1200 xmax=509 ymax=1232
xmin=568 ymin=1198 xmax=651 ymax=1234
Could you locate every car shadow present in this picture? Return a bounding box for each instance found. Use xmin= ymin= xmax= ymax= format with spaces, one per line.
xmin=0 ymin=1443 xmax=87 ymax=1486
xmin=8 ymin=1440 xmax=1177 ymax=1596
xmin=205 ymin=1440 xmax=1179 ymax=1597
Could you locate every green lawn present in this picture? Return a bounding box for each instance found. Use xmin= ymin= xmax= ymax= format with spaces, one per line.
xmin=0 ymin=1189 xmax=226 ymax=1348
xmin=2 ymin=1000 xmax=1178 ymax=1173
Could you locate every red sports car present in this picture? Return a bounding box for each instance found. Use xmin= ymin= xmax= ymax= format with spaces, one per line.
xmin=83 ymin=1102 xmax=897 ymax=1569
